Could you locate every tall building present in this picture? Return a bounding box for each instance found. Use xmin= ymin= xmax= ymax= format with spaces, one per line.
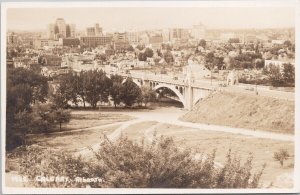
xmin=191 ymin=23 xmax=206 ymax=40
xmin=47 ymin=24 xmax=56 ymax=40
xmin=162 ymin=29 xmax=171 ymax=42
xmin=165 ymin=28 xmax=189 ymax=42
xmin=112 ymin=32 xmax=130 ymax=50
xmin=86 ymin=23 xmax=103 ymax=36
xmin=95 ymin=23 xmax=102 ymax=36
xmin=56 ymin=18 xmax=67 ymax=38
xmin=113 ymin=32 xmax=127 ymax=42
xmin=86 ymin=27 xmax=96 ymax=36
xmin=47 ymin=18 xmax=76 ymax=40
xmin=149 ymin=35 xmax=163 ymax=51
xmin=7 ymin=32 xmax=18 ymax=45
xmin=126 ymin=31 xmax=139 ymax=44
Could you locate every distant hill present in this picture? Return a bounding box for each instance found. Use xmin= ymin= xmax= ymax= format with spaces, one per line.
xmin=181 ymin=91 xmax=294 ymax=134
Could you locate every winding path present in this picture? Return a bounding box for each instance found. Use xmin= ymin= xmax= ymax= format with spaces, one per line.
xmin=76 ymin=108 xmax=293 ymax=157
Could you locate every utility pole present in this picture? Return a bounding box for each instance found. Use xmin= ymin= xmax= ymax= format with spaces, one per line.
xmin=210 ymin=63 xmax=213 ymax=86
xmin=255 ymin=60 xmax=258 ymax=95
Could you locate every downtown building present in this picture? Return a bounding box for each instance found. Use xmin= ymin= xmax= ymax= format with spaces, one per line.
xmin=163 ymin=28 xmax=189 ymax=43
xmin=126 ymin=31 xmax=139 ymax=44
xmin=7 ymin=32 xmax=18 ymax=45
xmin=80 ymin=23 xmax=113 ymax=48
xmin=149 ymin=34 xmax=163 ymax=51
xmin=190 ymin=23 xmax=206 ymax=40
xmin=47 ymin=18 xmax=76 ymax=40
xmin=80 ymin=36 xmax=113 ymax=48
xmin=86 ymin=23 xmax=103 ymax=36
xmin=112 ymin=32 xmax=130 ymax=50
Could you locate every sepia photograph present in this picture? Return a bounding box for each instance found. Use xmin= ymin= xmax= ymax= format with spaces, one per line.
xmin=1 ymin=0 xmax=299 ymax=194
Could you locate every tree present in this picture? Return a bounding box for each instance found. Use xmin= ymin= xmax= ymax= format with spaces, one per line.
xmin=268 ymin=64 xmax=284 ymax=86
xmin=136 ymin=44 xmax=145 ymax=51
xmin=273 ymin=149 xmax=290 ymax=167
xmin=9 ymin=111 xmax=33 ymax=147
xmin=213 ymin=57 xmax=224 ymax=70
xmin=283 ymin=63 xmax=295 ymax=85
xmin=7 ymin=68 xmax=48 ymax=105
xmin=78 ymin=71 xmax=88 ymax=108
xmin=140 ymin=86 xmax=157 ymax=107
xmin=283 ymin=40 xmax=292 ymax=48
xmin=138 ymin=48 xmax=154 ymax=61
xmin=110 ymin=82 xmax=124 ymax=108
xmin=199 ymin=39 xmax=206 ymax=48
xmin=127 ymin=45 xmax=134 ymax=52
xmin=30 ymin=103 xmax=56 ymax=133
xmin=227 ymin=57 xmax=237 ymax=70
xmin=52 ymin=88 xmax=70 ymax=109
xmin=144 ymin=48 xmax=154 ymax=58
xmin=31 ymin=103 xmax=71 ymax=132
xmin=138 ymin=52 xmax=147 ymax=61
xmin=53 ymin=108 xmax=71 ymax=131
xmin=162 ymin=43 xmax=172 ymax=50
xmin=110 ymin=74 xmax=124 ymax=108
xmin=38 ymin=56 xmax=46 ymax=65
xmin=121 ymin=78 xmax=141 ymax=107
xmin=85 ymin=69 xmax=111 ymax=108
xmin=254 ymin=58 xmax=264 ymax=69
xmin=157 ymin=49 xmax=162 ymax=57
xmin=163 ymin=50 xmax=174 ymax=64
xmin=53 ymin=72 xmax=79 ymax=108
xmin=6 ymin=68 xmax=48 ymax=150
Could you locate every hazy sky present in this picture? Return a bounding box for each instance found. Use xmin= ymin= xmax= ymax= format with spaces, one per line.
xmin=6 ymin=7 xmax=295 ymax=31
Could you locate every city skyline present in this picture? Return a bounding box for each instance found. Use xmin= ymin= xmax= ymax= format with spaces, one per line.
xmin=7 ymin=7 xmax=295 ymax=32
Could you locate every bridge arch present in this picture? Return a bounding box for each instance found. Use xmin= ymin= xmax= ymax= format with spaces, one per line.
xmin=153 ymin=83 xmax=187 ymax=108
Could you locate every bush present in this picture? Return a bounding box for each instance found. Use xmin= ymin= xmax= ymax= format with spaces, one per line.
xmin=19 ymin=145 xmax=96 ymax=187
xmin=18 ymin=135 xmax=265 ymax=188
xmin=273 ymin=149 xmax=290 ymax=167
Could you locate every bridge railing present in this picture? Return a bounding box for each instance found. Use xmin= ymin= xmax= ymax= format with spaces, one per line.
xmin=126 ymin=72 xmax=218 ymax=90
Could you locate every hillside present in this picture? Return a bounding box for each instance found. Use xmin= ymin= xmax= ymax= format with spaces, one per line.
xmin=181 ymin=91 xmax=295 ymax=134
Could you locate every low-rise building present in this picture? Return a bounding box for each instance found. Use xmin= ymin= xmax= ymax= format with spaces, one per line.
xmin=271 ymin=40 xmax=285 ymax=45
xmin=61 ymin=38 xmax=80 ymax=47
xmin=113 ymin=41 xmax=130 ymax=51
xmin=80 ymin=36 xmax=113 ymax=48
xmin=33 ymin=39 xmax=62 ymax=49
xmin=43 ymin=55 xmax=62 ymax=66
xmin=13 ymin=57 xmax=32 ymax=68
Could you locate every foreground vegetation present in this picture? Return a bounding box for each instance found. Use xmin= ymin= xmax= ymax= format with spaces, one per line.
xmin=17 ymin=135 xmax=264 ymax=188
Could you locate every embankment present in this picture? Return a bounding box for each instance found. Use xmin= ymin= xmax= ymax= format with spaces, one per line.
xmin=181 ymin=91 xmax=294 ymax=134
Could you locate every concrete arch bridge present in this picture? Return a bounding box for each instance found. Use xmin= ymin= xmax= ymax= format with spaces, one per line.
xmin=122 ymin=72 xmax=215 ymax=110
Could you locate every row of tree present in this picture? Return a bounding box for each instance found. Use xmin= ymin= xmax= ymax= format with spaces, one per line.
xmin=53 ymin=69 xmax=157 ymax=109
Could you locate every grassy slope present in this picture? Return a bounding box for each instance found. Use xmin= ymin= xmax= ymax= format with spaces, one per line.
xmin=181 ymin=91 xmax=294 ymax=134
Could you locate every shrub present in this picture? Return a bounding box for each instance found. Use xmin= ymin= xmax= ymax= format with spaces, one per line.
xmin=19 ymin=145 xmax=98 ymax=188
xmin=273 ymin=149 xmax=290 ymax=167
xmin=18 ymin=135 xmax=265 ymax=188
